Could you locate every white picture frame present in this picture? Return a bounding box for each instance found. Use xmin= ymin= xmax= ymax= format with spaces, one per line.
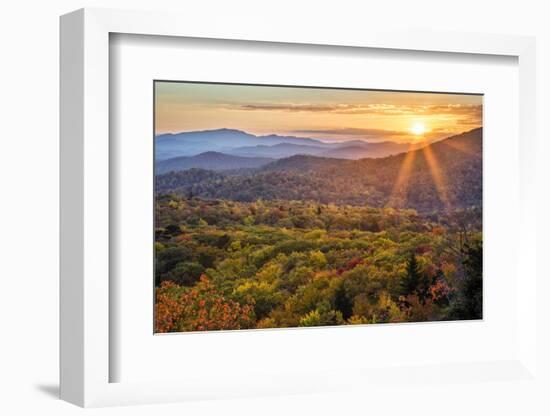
xmin=60 ymin=7 xmax=538 ymax=408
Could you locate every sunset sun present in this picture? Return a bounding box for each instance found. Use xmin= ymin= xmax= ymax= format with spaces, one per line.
xmin=411 ymin=122 xmax=427 ymax=136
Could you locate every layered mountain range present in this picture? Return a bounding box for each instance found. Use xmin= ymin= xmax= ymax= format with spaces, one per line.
xmin=155 ymin=128 xmax=427 ymax=164
xmin=156 ymin=128 xmax=482 ymax=213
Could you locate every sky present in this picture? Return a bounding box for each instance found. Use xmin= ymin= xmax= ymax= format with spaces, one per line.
xmin=155 ymin=81 xmax=482 ymax=144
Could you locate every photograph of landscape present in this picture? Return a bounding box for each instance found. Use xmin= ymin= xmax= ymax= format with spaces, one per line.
xmin=154 ymin=81 xmax=483 ymax=333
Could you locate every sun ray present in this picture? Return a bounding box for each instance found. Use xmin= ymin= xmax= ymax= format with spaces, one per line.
xmin=387 ymin=145 xmax=417 ymax=208
xmin=421 ymin=145 xmax=451 ymax=211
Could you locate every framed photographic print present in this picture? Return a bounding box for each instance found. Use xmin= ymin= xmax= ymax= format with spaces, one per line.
xmin=60 ymin=8 xmax=540 ymax=409
xmin=153 ymin=81 xmax=483 ymax=334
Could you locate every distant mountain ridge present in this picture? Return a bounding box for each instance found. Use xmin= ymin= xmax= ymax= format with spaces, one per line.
xmin=155 ymin=128 xmax=427 ymax=161
xmin=156 ymin=151 xmax=274 ymax=174
xmin=228 ymin=143 xmax=328 ymax=159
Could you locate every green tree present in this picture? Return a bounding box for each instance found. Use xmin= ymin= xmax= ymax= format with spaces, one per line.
xmin=161 ymin=261 xmax=204 ymax=286
xmin=299 ymin=310 xmax=322 ymax=327
xmin=449 ymin=242 xmax=482 ymax=320
xmin=334 ymin=283 xmax=353 ymax=320
xmin=400 ymin=252 xmax=422 ymax=297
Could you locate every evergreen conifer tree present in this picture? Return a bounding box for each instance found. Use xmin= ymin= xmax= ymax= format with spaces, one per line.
xmin=400 ymin=252 xmax=422 ymax=297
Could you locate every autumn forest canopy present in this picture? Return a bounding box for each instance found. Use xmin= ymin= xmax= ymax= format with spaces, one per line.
xmin=154 ymin=82 xmax=483 ymax=333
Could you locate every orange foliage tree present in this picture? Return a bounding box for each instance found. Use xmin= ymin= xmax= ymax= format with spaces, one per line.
xmin=155 ymin=275 xmax=255 ymax=333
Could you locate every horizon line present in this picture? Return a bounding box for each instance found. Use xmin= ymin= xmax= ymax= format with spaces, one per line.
xmin=154 ymin=126 xmax=483 ymax=145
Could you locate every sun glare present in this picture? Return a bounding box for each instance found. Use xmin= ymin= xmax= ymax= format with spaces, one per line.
xmin=411 ymin=122 xmax=427 ymax=136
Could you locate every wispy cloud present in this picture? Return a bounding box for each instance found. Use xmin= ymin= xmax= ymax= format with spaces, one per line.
xmin=456 ymin=118 xmax=482 ymax=126
xmin=292 ymin=127 xmax=408 ymax=138
xmin=237 ymin=103 xmax=482 ymax=117
xmin=240 ymin=104 xmax=347 ymax=112
xmin=290 ymin=126 xmax=465 ymax=143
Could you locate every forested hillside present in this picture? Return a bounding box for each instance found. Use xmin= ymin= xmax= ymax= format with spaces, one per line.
xmin=155 ymin=197 xmax=482 ymax=332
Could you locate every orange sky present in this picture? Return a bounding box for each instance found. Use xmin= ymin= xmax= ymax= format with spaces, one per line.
xmin=155 ymin=81 xmax=482 ymax=143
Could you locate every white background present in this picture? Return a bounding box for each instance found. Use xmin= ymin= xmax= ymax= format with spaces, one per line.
xmin=0 ymin=1 xmax=549 ymax=415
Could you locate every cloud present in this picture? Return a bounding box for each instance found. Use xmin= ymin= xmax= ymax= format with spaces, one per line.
xmin=238 ymin=103 xmax=408 ymax=114
xmin=237 ymin=103 xmax=482 ymax=118
xmin=422 ymin=104 xmax=482 ymax=114
xmin=239 ymin=104 xmax=353 ymax=112
xmin=456 ymin=117 xmax=482 ymax=126
xmin=292 ymin=127 xmax=409 ymax=138
xmin=290 ymin=126 xmax=471 ymax=143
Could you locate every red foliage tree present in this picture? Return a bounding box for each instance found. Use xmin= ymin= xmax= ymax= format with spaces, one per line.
xmin=155 ymin=275 xmax=255 ymax=333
